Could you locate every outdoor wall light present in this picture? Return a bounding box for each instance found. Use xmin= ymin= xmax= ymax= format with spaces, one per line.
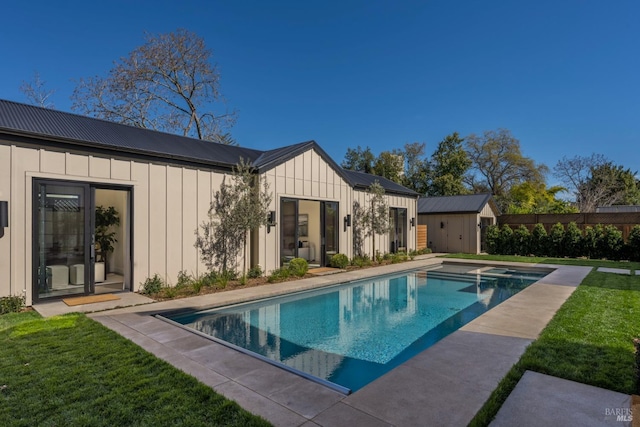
xmin=410 ymin=217 xmax=415 ymax=227
xmin=0 ymin=201 xmax=7 ymax=239
xmin=440 ymin=221 xmax=445 ymax=229
xmin=344 ymin=214 xmax=351 ymax=232
xmin=266 ymin=210 xmax=277 ymax=234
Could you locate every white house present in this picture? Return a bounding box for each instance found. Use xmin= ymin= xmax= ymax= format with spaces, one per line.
xmin=0 ymin=99 xmax=418 ymax=305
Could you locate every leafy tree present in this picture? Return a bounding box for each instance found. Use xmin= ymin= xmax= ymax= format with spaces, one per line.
xmin=583 ymin=225 xmax=603 ymax=259
xmin=362 ymin=181 xmax=391 ymax=260
xmin=20 ymin=71 xmax=55 ymax=108
xmin=506 ymin=182 xmax=577 ymax=214
xmin=427 ymin=132 xmax=471 ymax=196
xmin=373 ymin=151 xmax=404 ymax=183
xmin=230 ymin=160 xmax=273 ymax=278
xmin=72 ymin=29 xmax=236 ymax=143
xmin=341 ymin=146 xmax=375 ymax=173
xmin=195 ymin=160 xmax=272 ymax=276
xmin=554 ymin=154 xmax=640 ymax=212
xmin=465 ymin=129 xmax=548 ymax=210
xmin=401 ymin=142 xmax=430 ymax=195
xmin=530 ymin=223 xmax=549 ymax=256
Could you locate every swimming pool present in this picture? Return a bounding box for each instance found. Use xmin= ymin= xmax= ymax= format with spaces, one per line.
xmin=163 ymin=263 xmax=550 ymax=393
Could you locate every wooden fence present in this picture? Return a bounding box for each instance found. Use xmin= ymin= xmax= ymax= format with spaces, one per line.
xmin=498 ymin=213 xmax=640 ymax=241
xmin=417 ymin=225 xmax=427 ymax=250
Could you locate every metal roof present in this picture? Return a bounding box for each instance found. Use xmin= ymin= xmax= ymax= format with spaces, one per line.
xmin=343 ymin=170 xmax=419 ymax=197
xmin=0 ymin=99 xmax=418 ymax=196
xmin=418 ymin=194 xmax=497 ymax=214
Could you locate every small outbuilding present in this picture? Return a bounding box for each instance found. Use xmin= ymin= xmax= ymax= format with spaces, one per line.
xmin=417 ymin=194 xmax=500 ymax=254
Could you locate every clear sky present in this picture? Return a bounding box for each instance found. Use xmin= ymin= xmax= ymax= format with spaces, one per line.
xmin=1 ymin=0 xmax=638 ymax=182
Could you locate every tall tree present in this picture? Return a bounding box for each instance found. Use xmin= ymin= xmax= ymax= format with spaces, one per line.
xmin=554 ymin=154 xmax=640 ymax=212
xmin=373 ymin=150 xmax=404 ymax=183
xmin=20 ymin=71 xmax=55 ymax=108
xmin=506 ymin=182 xmax=577 ymax=214
xmin=465 ymin=129 xmax=547 ymax=210
xmin=362 ymin=181 xmax=391 ymax=260
xmin=427 ymin=132 xmax=471 ymax=196
xmin=401 ymin=142 xmax=430 ymax=195
xmin=341 ymin=146 xmax=375 ymax=173
xmin=72 ymin=29 xmax=236 ymax=144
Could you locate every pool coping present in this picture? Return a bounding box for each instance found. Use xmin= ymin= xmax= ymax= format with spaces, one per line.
xmin=89 ymin=257 xmax=592 ymax=426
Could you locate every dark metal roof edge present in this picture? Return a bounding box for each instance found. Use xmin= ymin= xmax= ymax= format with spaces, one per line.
xmin=0 ymin=128 xmax=238 ymax=171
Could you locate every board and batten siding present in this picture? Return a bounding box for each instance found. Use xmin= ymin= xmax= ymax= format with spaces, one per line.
xmin=258 ymin=149 xmax=353 ymax=273
xmin=0 ymin=142 xmax=228 ymax=305
xmin=353 ymin=190 xmax=417 ymax=258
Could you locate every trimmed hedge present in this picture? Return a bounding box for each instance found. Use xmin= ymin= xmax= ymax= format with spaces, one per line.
xmin=487 ymin=223 xmax=640 ymax=261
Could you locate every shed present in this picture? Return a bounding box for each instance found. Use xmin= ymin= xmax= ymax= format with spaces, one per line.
xmin=417 ymin=194 xmax=500 ymax=253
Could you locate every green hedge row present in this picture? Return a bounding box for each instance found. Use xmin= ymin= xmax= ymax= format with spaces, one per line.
xmin=486 ymin=222 xmax=640 ymax=261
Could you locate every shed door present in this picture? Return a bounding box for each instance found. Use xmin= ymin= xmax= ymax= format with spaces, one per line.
xmin=447 ymin=217 xmax=464 ymax=253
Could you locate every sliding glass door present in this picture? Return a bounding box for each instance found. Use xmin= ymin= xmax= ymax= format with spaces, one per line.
xmin=389 ymin=207 xmax=407 ymax=253
xmin=34 ymin=180 xmax=92 ymax=301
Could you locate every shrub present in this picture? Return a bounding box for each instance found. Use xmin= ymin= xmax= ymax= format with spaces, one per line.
xmin=485 ymin=225 xmax=500 ymax=254
xmin=176 ymin=270 xmax=192 ymax=289
xmin=583 ymin=225 xmax=601 ymax=259
xmin=140 ymin=274 xmax=164 ymax=295
xmin=498 ymin=225 xmax=514 ymax=255
xmin=247 ymin=265 xmax=263 ymax=279
xmin=530 ymin=223 xmax=549 ymax=256
xmin=162 ymin=286 xmax=178 ymax=299
xmin=192 ymin=279 xmax=204 ymax=294
xmin=513 ymin=225 xmax=531 ymax=256
xmin=391 ymin=252 xmax=408 ymax=263
xmin=199 ymin=271 xmax=218 ymax=287
xmin=288 ymin=258 xmax=309 ymax=277
xmin=0 ymin=294 xmax=25 ymax=314
xmin=563 ymin=222 xmax=583 ymax=258
xmin=216 ymin=270 xmax=237 ymax=289
xmin=602 ymin=225 xmax=624 ymax=260
xmin=330 ymin=253 xmax=349 ymax=269
xmin=267 ymin=267 xmax=291 ymax=283
xmin=375 ymin=251 xmax=383 ymax=264
xmin=351 ymin=254 xmax=372 ymax=267
xmin=418 ymin=247 xmax=432 ymax=255
xmin=549 ymin=223 xmax=565 ymax=257
xmin=628 ymin=225 xmax=640 ymax=261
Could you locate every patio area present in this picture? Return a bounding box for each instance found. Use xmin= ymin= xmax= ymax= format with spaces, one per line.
xmin=35 ymin=257 xmax=629 ymax=426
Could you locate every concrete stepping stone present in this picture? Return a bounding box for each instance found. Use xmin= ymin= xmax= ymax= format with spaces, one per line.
xmin=597 ymin=267 xmax=631 ymax=275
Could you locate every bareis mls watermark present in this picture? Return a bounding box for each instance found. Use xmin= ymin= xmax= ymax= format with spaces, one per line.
xmin=604 ymin=407 xmax=632 ymax=422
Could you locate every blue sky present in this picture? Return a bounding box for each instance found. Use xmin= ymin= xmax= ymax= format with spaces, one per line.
xmin=1 ymin=1 xmax=638 ymax=182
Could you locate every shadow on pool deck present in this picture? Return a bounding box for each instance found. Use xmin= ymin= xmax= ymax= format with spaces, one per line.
xmin=41 ymin=257 xmax=620 ymax=426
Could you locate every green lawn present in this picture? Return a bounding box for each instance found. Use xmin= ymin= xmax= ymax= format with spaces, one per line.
xmin=0 ymin=312 xmax=270 ymax=427
xmin=446 ymin=255 xmax=640 ymax=426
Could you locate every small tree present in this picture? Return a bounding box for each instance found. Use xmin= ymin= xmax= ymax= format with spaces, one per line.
xmin=195 ymin=160 xmax=272 ymax=277
xmin=601 ymin=225 xmax=624 ymax=260
xmin=362 ymin=181 xmax=391 ymax=260
xmin=352 ymin=201 xmax=365 ymax=257
xmin=232 ymin=159 xmax=272 ymax=278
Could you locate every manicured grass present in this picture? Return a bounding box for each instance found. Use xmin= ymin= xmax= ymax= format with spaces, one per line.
xmin=0 ymin=312 xmax=270 ymax=427
xmin=449 ymin=255 xmax=640 ymax=426
xmin=442 ymin=253 xmax=640 ymax=270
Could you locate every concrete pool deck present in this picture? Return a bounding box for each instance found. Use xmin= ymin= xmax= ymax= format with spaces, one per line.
xmin=37 ymin=257 xmax=607 ymax=425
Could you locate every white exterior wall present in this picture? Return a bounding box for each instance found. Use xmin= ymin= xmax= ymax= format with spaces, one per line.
xmin=258 ymin=149 xmax=353 ymax=273
xmin=353 ymin=190 xmax=417 ymax=258
xmin=0 ymin=142 xmax=230 ymax=305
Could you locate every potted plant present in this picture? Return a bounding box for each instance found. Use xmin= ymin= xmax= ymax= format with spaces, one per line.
xmin=95 ymin=205 xmax=120 ymax=275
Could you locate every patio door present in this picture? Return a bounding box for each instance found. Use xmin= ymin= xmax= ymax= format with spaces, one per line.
xmin=320 ymin=202 xmax=338 ymax=266
xmin=33 ymin=180 xmax=93 ymax=301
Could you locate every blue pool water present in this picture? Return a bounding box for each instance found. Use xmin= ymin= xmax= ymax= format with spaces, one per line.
xmin=165 ymin=264 xmax=548 ymax=393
